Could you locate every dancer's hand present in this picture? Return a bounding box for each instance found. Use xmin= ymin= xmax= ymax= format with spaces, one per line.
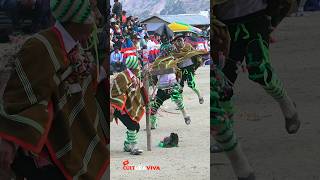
xmin=131 ymin=76 xmax=142 ymax=90
xmin=0 ymin=140 xmax=16 ymax=171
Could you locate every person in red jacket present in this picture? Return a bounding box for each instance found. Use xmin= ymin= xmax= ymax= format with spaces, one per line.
xmin=122 ymin=10 xmax=127 ymax=24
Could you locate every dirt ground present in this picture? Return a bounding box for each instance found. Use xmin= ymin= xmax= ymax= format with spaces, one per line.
xmin=212 ymin=12 xmax=320 ymax=180
xmin=110 ymin=66 xmax=210 ymax=180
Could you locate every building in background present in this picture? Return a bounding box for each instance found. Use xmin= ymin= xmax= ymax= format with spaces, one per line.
xmin=141 ymin=13 xmax=209 ymax=30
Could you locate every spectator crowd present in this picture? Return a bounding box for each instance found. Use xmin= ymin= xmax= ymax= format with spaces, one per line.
xmin=109 ymin=0 xmax=163 ymax=73
xmin=109 ymin=0 xmax=210 ymax=74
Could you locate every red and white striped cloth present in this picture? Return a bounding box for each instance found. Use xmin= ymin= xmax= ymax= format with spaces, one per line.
xmin=121 ymin=47 xmax=137 ymax=59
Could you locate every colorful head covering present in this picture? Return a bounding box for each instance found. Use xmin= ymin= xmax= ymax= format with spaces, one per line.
xmin=126 ymin=56 xmax=139 ymax=69
xmin=50 ymin=0 xmax=94 ymax=24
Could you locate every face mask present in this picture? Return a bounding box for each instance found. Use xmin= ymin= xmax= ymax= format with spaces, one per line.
xmin=176 ymin=38 xmax=184 ymax=48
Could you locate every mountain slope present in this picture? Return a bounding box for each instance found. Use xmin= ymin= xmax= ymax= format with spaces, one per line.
xmin=118 ymin=0 xmax=209 ymax=18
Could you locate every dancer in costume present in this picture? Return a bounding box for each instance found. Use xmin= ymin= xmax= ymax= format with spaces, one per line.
xmin=110 ymin=55 xmax=148 ymax=155
xmin=211 ymin=67 xmax=255 ymax=180
xmin=0 ymin=0 xmax=109 ymax=179
xmin=149 ymin=43 xmax=191 ymax=129
xmin=214 ymin=0 xmax=300 ymax=135
xmin=211 ymin=2 xmax=256 ymax=179
xmin=172 ymin=34 xmax=208 ymax=104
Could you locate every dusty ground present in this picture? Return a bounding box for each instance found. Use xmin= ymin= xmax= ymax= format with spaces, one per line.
xmin=110 ymin=66 xmax=210 ymax=180
xmin=212 ymin=12 xmax=320 ymax=180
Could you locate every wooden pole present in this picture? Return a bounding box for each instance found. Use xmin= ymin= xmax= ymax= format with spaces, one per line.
xmin=144 ymin=61 xmax=152 ymax=151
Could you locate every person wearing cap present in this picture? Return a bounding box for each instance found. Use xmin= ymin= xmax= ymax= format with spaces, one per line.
xmin=149 ymin=43 xmax=191 ymax=129
xmin=133 ymin=34 xmax=142 ymax=51
xmin=0 ymin=0 xmax=109 ymax=179
xmin=172 ymin=34 xmax=207 ymax=105
xmin=110 ymin=56 xmax=148 ymax=155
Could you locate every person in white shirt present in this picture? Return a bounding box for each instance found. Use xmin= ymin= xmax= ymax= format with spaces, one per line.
xmin=110 ymin=47 xmax=125 ymax=73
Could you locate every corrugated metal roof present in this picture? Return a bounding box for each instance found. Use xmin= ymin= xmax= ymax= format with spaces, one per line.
xmin=142 ymin=14 xmax=209 ymax=26
xmin=145 ymin=23 xmax=165 ymax=32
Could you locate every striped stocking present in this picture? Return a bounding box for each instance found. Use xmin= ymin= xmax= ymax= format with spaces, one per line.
xmin=263 ymin=74 xmax=296 ymax=120
xmin=150 ymin=115 xmax=158 ymax=129
xmin=246 ymin=34 xmax=297 ymax=129
xmin=183 ymin=69 xmax=203 ymax=103
xmin=149 ymin=91 xmax=166 ymax=129
xmin=212 ymin=66 xmax=254 ymax=179
xmin=170 ymin=85 xmax=185 ymax=110
xmin=170 ymin=84 xmax=189 ymax=120
xmin=214 ymin=120 xmax=254 ymax=179
xmin=124 ymin=130 xmax=138 ymax=152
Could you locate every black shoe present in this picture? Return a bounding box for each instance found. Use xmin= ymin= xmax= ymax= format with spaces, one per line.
xmin=130 ymin=148 xmax=143 ymax=155
xmin=199 ymin=97 xmax=204 ymax=104
xmin=210 ymin=144 xmax=224 ymax=153
xmin=160 ymin=133 xmax=179 ymax=148
xmin=184 ymin=116 xmax=191 ymax=125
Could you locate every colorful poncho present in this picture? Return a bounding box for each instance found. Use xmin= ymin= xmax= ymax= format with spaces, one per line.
xmin=110 ymin=69 xmax=148 ymax=123
xmin=151 ymin=55 xmax=178 ymax=72
xmin=172 ymin=43 xmax=208 ymax=68
xmin=0 ymin=29 xmax=109 ymax=180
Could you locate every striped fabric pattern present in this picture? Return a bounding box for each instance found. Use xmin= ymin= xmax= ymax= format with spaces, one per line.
xmin=111 ymin=70 xmax=146 ymax=123
xmin=173 ymin=43 xmax=207 ymax=66
xmin=151 ymin=55 xmax=178 ymax=71
xmin=150 ymin=115 xmax=158 ymax=128
xmin=124 ymin=130 xmax=138 ymax=151
xmin=121 ymin=47 xmax=137 ymax=59
xmin=50 ymin=0 xmax=93 ymax=24
xmin=0 ymin=29 xmax=109 ymax=180
xmin=125 ymin=130 xmax=138 ymax=144
xmin=170 ymin=84 xmax=185 ymax=110
xmin=125 ymin=56 xmax=139 ymax=70
xmin=263 ymin=75 xmax=286 ymax=101
xmin=211 ymin=66 xmax=238 ymax=152
xmin=214 ymin=119 xmax=238 ymax=152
